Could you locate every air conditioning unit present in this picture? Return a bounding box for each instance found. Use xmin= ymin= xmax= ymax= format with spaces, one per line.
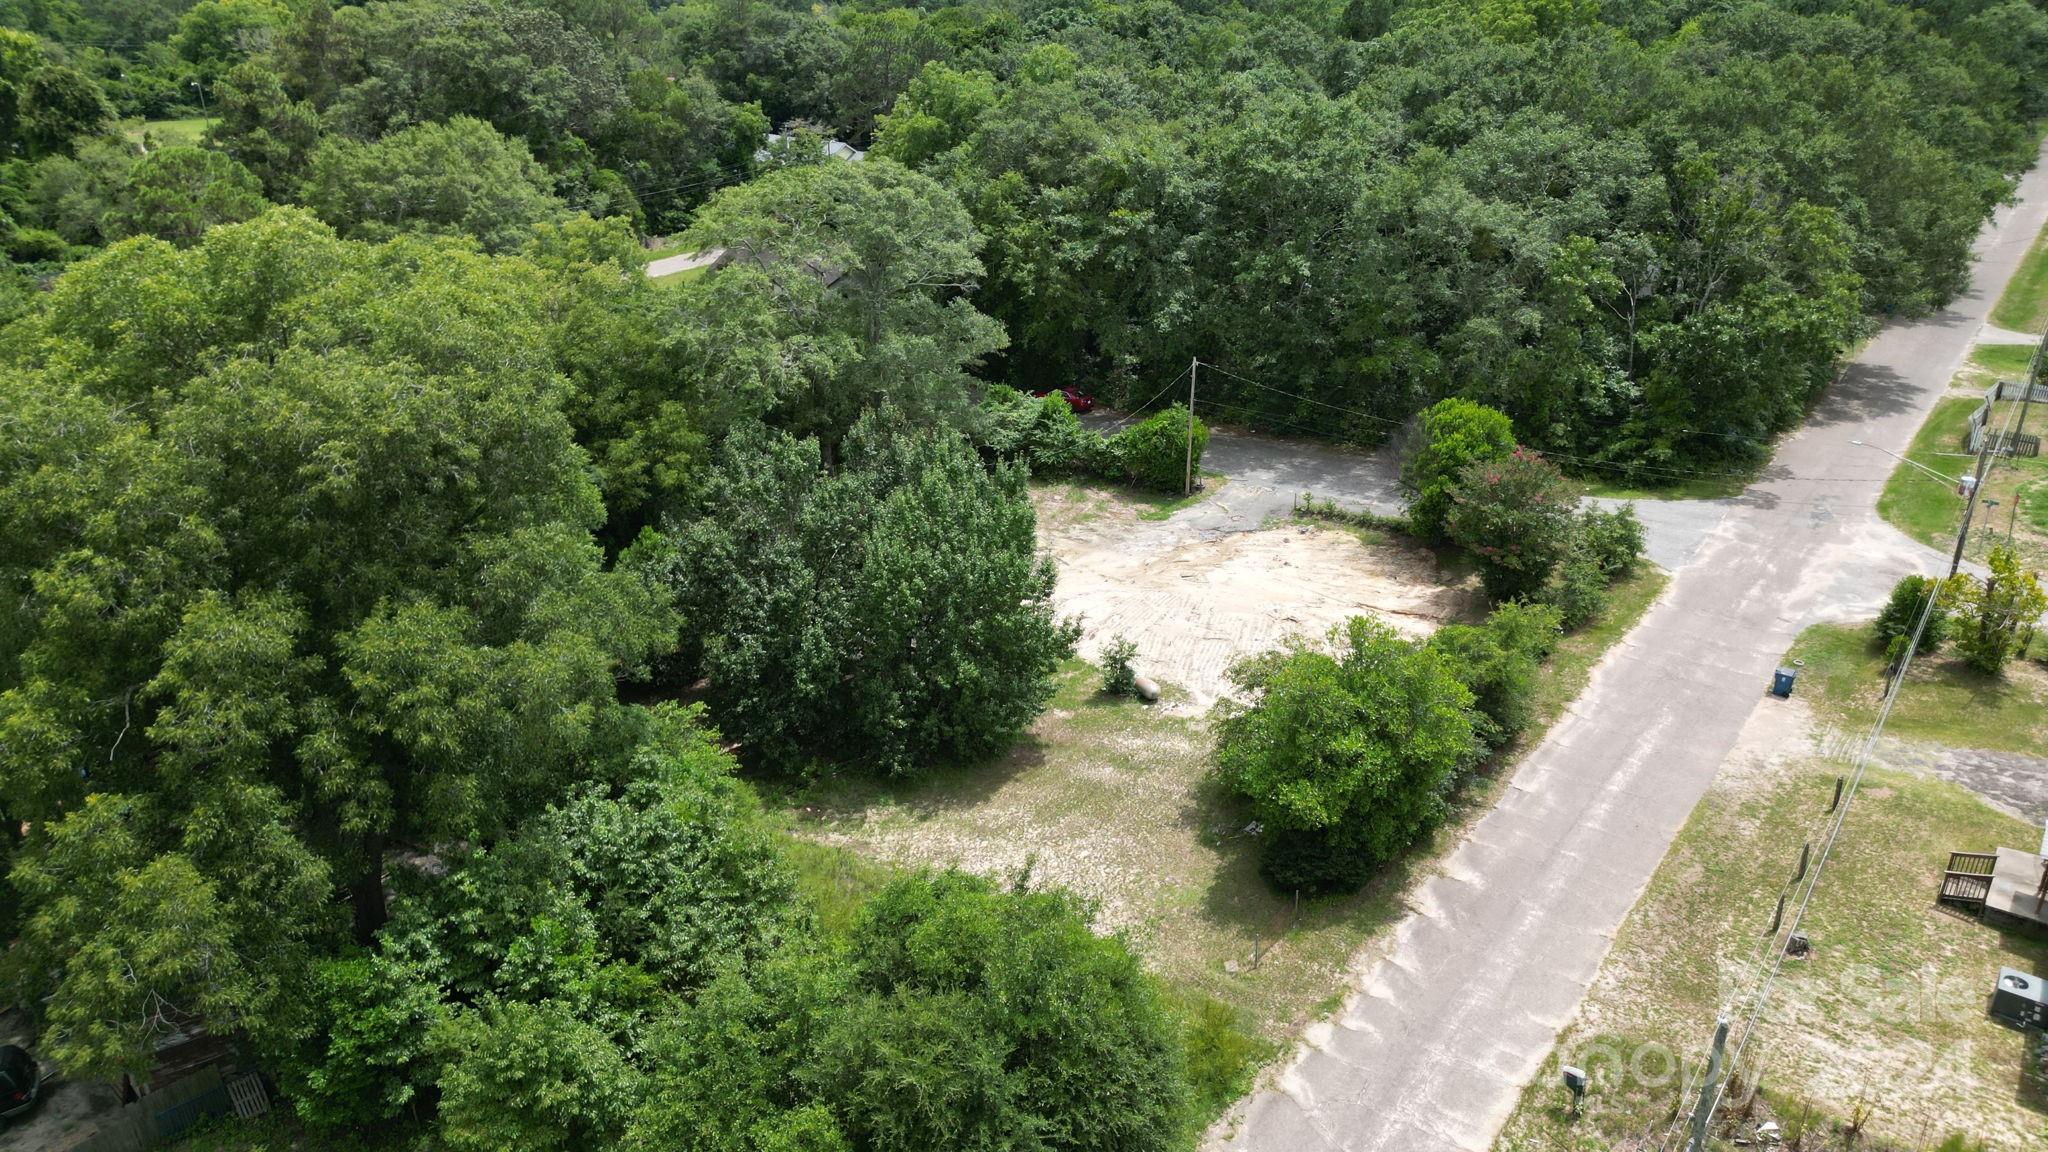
xmin=1990 ymin=968 xmax=2047 ymax=1029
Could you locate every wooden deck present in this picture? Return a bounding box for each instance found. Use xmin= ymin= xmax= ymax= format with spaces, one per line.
xmin=1982 ymin=847 xmax=2048 ymax=933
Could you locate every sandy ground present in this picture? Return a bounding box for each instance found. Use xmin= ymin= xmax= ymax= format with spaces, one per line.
xmin=1034 ymin=482 xmax=1483 ymax=708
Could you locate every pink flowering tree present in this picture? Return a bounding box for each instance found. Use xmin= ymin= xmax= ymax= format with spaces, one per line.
xmin=1445 ymin=447 xmax=1580 ymax=602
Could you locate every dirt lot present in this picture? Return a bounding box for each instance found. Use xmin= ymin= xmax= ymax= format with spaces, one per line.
xmin=1034 ymin=481 xmax=1483 ymax=707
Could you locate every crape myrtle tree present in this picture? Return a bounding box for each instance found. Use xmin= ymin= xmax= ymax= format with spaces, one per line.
xmin=0 ymin=210 xmax=676 ymax=1076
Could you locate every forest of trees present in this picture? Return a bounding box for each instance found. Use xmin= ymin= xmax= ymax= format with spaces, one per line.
xmin=2 ymin=0 xmax=2045 ymax=1148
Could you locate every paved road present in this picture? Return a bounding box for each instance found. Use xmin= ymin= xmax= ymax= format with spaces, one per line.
xmin=1215 ymin=141 xmax=2048 ymax=1152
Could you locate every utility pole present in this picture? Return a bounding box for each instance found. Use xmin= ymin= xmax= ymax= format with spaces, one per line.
xmin=1685 ymin=1016 xmax=1730 ymax=1152
xmin=1184 ymin=357 xmax=1199 ymax=496
xmin=2009 ymin=331 xmax=2040 ymax=495
xmin=1948 ymin=428 xmax=1996 ymax=579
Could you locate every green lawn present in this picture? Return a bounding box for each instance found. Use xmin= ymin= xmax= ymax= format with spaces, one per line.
xmin=641 ymin=236 xmax=696 ymax=263
xmin=649 ymin=263 xmax=709 ymax=289
xmin=1971 ymin=341 xmax=2038 ymax=378
xmin=1787 ymin=621 xmax=2048 ymax=755
xmin=1580 ymin=467 xmax=1756 ymax=503
xmin=1876 ymin=396 xmax=1975 ymax=546
xmin=1993 ymin=220 xmax=2048 ymax=333
xmin=123 ymin=117 xmax=213 ymax=147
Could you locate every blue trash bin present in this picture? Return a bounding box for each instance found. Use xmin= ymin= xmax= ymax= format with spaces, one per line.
xmin=1770 ymin=661 xmax=1803 ymax=698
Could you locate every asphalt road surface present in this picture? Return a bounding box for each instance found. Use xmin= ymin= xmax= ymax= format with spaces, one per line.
xmin=1213 ymin=141 xmax=2048 ymax=1152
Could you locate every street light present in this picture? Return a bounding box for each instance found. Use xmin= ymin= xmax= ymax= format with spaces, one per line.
xmin=1848 ymin=439 xmax=1964 ymax=494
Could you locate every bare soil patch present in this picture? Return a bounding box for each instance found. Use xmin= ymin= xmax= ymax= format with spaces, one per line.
xmin=1034 ymin=481 xmax=1483 ymax=707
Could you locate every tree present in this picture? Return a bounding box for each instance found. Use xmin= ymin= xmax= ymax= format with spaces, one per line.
xmin=13 ymin=64 xmax=112 ymax=158
xmin=872 ymin=61 xmax=998 ymax=167
xmin=1403 ymin=399 xmax=1517 ymax=541
xmin=1217 ymin=618 xmax=1479 ymax=892
xmin=1952 ymin=546 xmax=2046 ymax=676
xmin=628 ymin=872 xmax=1190 ymax=1152
xmin=665 ymin=411 xmax=1076 ymax=776
xmin=685 ymin=158 xmax=1004 ymax=444
xmin=435 ymin=998 xmax=642 ymax=1152
xmin=0 ymin=214 xmax=676 ymax=1071
xmin=283 ymin=951 xmax=448 ymax=1128
xmin=105 ymin=146 xmax=269 ymax=245
xmin=1445 ymin=448 xmax=1581 ymax=602
xmin=206 ymin=61 xmax=322 ymax=198
xmin=1576 ymin=503 xmax=1646 ymax=580
xmin=299 ymin=116 xmax=567 ymax=252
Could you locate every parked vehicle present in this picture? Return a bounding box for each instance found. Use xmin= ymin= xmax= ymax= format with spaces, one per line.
xmin=0 ymin=1045 xmax=39 ymax=1120
xmin=1031 ymin=387 xmax=1096 ymax=413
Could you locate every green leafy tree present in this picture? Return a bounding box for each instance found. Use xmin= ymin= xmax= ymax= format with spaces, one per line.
xmin=1445 ymin=448 xmax=1581 ymax=602
xmin=0 ymin=213 xmax=676 ymax=1069
xmin=1953 ymin=546 xmax=2047 ymax=676
xmin=1403 ymin=399 xmax=1517 ymax=541
xmin=206 ymin=61 xmax=322 ymax=198
xmin=435 ymin=998 xmax=642 ymax=1152
xmin=1217 ymin=618 xmax=1479 ymax=892
xmin=299 ymin=116 xmax=567 ymax=252
xmin=667 ymin=412 xmax=1076 ymax=776
xmin=872 ymin=61 xmax=999 ymax=167
xmin=685 ymin=158 xmax=1004 ymax=444
xmin=105 ymin=146 xmax=269 ymax=245
xmin=284 ymin=951 xmax=448 ymax=1128
xmin=13 ymin=64 xmax=112 ymax=158
xmin=1100 ymin=635 xmax=1139 ymax=697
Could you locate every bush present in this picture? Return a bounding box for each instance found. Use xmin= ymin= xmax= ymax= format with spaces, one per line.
xmin=1426 ymin=601 xmax=1562 ymax=748
xmin=1445 ymin=448 xmax=1580 ymax=602
xmin=1110 ymin=403 xmax=1205 ymax=493
xmin=1577 ymin=503 xmax=1646 ymax=578
xmin=1543 ymin=547 xmax=1610 ymax=631
xmin=1216 ymin=618 xmax=1479 ymax=892
xmin=1403 ymin=399 xmax=1516 ymax=541
xmin=628 ymin=872 xmax=1192 ymax=1152
xmin=977 ymin=387 xmax=1094 ymax=475
xmin=1100 ymin=634 xmax=1139 ymax=696
xmin=1873 ymin=574 xmax=1957 ymax=655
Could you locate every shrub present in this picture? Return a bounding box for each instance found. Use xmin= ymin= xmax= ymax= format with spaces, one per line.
xmin=1445 ymin=448 xmax=1580 ymax=602
xmin=1216 ymin=618 xmax=1478 ymax=892
xmin=1543 ymin=547 xmax=1610 ymax=631
xmin=1110 ymin=403 xmax=1206 ymax=493
xmin=1100 ymin=635 xmax=1139 ymax=696
xmin=1873 ymin=573 xmax=1958 ymax=655
xmin=978 ymin=387 xmax=1093 ymax=475
xmin=1578 ymin=503 xmax=1646 ymax=579
xmin=1426 ymin=601 xmax=1562 ymax=748
xmin=1403 ymin=399 xmax=1515 ymax=541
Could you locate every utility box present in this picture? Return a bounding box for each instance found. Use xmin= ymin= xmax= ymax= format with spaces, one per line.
xmin=1990 ymin=967 xmax=2048 ymax=1029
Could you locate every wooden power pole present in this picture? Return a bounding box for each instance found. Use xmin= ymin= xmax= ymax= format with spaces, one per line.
xmin=1184 ymin=357 xmax=1199 ymax=496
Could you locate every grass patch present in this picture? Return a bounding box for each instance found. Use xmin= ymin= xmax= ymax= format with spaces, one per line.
xmin=640 ymin=236 xmax=696 ymax=263
xmin=1498 ymin=747 xmax=2048 ymax=1151
xmin=778 ymin=832 xmax=897 ymax=939
xmin=1993 ymin=220 xmax=2048 ymax=334
xmin=1787 ymin=621 xmax=2048 ymax=755
xmin=1971 ymin=342 xmax=2037 ymax=378
xmin=1526 ymin=566 xmax=1668 ymax=737
xmin=1580 ymin=467 xmax=1756 ymax=503
xmin=649 ymin=263 xmax=709 ymax=289
xmin=1875 ymin=396 xmax=1975 ymax=545
xmin=1133 ymin=471 xmax=1228 ymax=519
xmin=123 ymin=117 xmax=213 ymax=147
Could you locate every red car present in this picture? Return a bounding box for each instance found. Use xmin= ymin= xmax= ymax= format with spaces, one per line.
xmin=1031 ymin=387 xmax=1096 ymax=413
